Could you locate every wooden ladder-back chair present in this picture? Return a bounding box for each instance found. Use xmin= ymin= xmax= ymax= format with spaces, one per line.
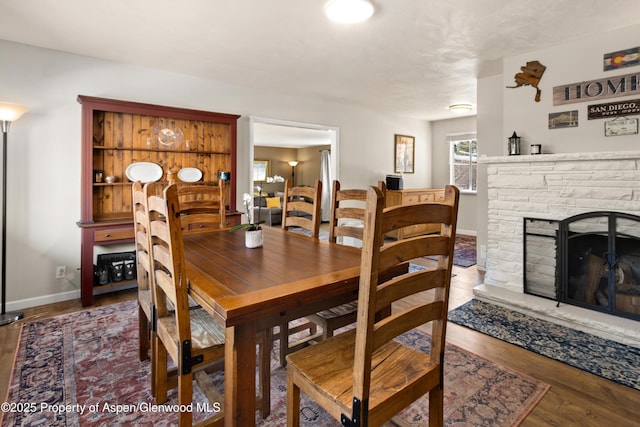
xmin=274 ymin=179 xmax=324 ymax=366
xmin=135 ymin=181 xmax=184 ymax=398
xmin=175 ymin=180 xmax=227 ymax=233
xmin=306 ymin=180 xmax=370 ymax=340
xmin=281 ymin=179 xmax=322 ymax=238
xmin=147 ymin=183 xmax=270 ymax=425
xmin=146 ymin=183 xmax=226 ymax=426
xmin=132 ymin=181 xmax=153 ymax=365
xmin=287 ymin=185 xmax=460 ymax=427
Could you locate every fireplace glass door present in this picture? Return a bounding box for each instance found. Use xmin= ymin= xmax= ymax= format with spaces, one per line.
xmin=563 ymin=212 xmax=640 ymax=320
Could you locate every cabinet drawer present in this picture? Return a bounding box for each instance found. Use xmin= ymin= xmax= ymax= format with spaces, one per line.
xmin=94 ymin=227 xmax=134 ymax=243
xmin=403 ymin=193 xmax=436 ymax=203
xmin=225 ymin=215 xmax=241 ymax=227
xmin=403 ymin=194 xmax=421 ymax=203
xmin=184 ymin=223 xmax=219 ymax=232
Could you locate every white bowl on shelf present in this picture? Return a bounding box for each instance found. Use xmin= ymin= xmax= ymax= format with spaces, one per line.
xmin=125 ymin=162 xmax=163 ymax=182
xmin=178 ymin=167 xmax=203 ymax=183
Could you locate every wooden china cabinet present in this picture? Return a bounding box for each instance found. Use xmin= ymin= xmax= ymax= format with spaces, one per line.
xmin=77 ymin=95 xmax=240 ymax=306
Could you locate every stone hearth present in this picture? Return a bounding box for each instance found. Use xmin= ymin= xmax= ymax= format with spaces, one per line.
xmin=477 ymin=150 xmax=640 ymax=347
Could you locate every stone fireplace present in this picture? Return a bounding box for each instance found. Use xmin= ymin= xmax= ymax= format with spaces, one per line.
xmin=476 ymin=150 xmax=640 ymax=346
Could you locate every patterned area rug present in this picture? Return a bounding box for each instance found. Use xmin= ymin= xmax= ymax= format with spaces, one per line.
xmin=451 ymin=234 xmax=477 ymax=267
xmin=448 ymin=299 xmax=640 ymax=391
xmin=426 ymin=234 xmax=476 ymax=268
xmin=3 ymin=301 xmax=548 ymax=426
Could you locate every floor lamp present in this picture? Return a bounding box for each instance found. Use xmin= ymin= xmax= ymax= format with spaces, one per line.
xmin=0 ymin=102 xmax=27 ymax=326
xmin=288 ymin=161 xmax=299 ymax=187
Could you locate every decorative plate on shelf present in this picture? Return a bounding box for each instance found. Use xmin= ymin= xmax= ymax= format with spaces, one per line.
xmin=154 ymin=123 xmax=183 ymax=149
xmin=125 ymin=162 xmax=163 ymax=182
xmin=177 ymin=167 xmax=203 ymax=183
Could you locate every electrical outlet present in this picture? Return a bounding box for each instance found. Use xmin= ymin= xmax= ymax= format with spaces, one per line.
xmin=56 ymin=265 xmax=66 ymax=279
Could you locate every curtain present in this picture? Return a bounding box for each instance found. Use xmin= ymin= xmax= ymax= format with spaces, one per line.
xmin=320 ymin=150 xmax=331 ymax=222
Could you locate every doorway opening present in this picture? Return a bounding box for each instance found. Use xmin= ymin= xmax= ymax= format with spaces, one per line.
xmin=249 ymin=117 xmax=339 ymax=222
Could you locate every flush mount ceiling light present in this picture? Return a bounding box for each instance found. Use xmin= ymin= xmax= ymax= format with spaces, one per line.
xmin=325 ymin=0 xmax=375 ymax=24
xmin=448 ymin=104 xmax=473 ymax=113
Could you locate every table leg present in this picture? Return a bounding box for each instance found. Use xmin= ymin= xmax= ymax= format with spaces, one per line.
xmin=224 ymin=322 xmax=257 ymax=427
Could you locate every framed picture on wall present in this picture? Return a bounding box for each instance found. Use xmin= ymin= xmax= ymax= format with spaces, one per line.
xmin=604 ymin=117 xmax=638 ymax=136
xmin=394 ymin=134 xmax=415 ymax=174
xmin=253 ymin=160 xmax=270 ymax=181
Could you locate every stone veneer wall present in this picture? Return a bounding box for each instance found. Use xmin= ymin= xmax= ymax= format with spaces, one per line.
xmin=481 ymin=150 xmax=640 ymax=294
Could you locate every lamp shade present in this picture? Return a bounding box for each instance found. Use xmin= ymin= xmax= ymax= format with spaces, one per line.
xmin=0 ymin=103 xmax=27 ymax=122
xmin=288 ymin=161 xmax=299 ymax=167
xmin=325 ymin=0 xmax=374 ymax=23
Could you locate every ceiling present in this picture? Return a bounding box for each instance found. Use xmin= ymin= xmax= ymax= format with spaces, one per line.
xmin=1 ymin=0 xmax=640 ymax=121
xmin=253 ymin=123 xmax=333 ymax=148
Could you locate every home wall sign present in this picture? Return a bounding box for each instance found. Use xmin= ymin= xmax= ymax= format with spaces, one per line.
xmin=553 ymin=71 xmax=640 ymax=105
xmin=604 ymin=117 xmax=638 ymax=137
xmin=603 ymin=47 xmax=640 ymax=71
xmin=506 ymin=60 xmax=546 ymax=102
xmin=587 ymin=98 xmax=640 ymax=120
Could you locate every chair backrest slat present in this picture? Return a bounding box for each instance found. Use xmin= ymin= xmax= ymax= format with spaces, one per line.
xmin=328 ymin=180 xmax=384 ymax=247
xmin=175 ymin=180 xmax=227 ymax=233
xmin=282 ymin=179 xmax=322 ymax=238
xmin=132 ymin=181 xmax=152 ymax=291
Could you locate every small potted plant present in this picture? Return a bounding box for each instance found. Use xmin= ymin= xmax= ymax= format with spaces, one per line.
xmin=230 ymin=192 xmax=264 ymax=248
xmin=231 ymin=175 xmax=284 ymax=248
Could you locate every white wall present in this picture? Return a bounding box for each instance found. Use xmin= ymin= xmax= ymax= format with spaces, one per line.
xmin=0 ymin=40 xmax=431 ymax=309
xmin=477 ymin=73 xmax=505 ymax=268
xmin=503 ymin=24 xmax=640 ymax=153
xmin=430 ymin=116 xmax=477 ymax=234
xmin=476 ymin=23 xmax=640 ymax=269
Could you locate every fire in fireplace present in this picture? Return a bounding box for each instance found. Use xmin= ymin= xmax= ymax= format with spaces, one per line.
xmin=524 ymin=212 xmax=640 ymax=321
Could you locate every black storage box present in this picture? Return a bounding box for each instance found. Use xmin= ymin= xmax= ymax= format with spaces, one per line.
xmin=95 ymin=251 xmax=136 ymax=285
xmin=385 ymin=174 xmax=403 ymax=190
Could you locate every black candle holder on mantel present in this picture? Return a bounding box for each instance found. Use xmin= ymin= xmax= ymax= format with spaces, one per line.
xmin=508 ymin=131 xmax=521 ymax=155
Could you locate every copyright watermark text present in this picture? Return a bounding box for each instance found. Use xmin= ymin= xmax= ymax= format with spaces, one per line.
xmin=1 ymin=401 xmax=221 ymax=415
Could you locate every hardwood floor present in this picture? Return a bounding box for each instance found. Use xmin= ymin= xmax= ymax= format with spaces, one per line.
xmin=2 ymin=264 xmax=638 ymax=426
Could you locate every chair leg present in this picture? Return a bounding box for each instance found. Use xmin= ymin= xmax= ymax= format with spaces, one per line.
xmin=177 ymin=372 xmax=194 ymax=427
xmin=287 ymin=371 xmax=301 ymax=427
xmin=279 ymin=322 xmax=288 ymax=368
xmin=322 ymin=320 xmax=332 ymax=341
xmin=258 ymin=330 xmax=271 ymax=418
xmin=154 ymin=336 xmax=169 ymax=404
xmin=428 ymin=385 xmax=444 ymax=427
xmin=149 ymin=330 xmax=157 ymax=398
xmin=138 ymin=305 xmax=150 ymax=361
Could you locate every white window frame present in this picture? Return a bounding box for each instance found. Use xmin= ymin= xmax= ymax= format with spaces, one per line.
xmin=449 ymin=133 xmax=477 ymax=194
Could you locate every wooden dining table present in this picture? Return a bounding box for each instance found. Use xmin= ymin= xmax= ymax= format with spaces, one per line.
xmin=183 ymin=226 xmax=363 ymax=426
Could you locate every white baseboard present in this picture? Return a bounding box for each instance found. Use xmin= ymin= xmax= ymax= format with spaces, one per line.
xmin=6 ymin=281 xmax=139 ymax=311
xmin=6 ymin=289 xmax=81 ymax=312
xmin=457 ymin=229 xmax=476 ymax=236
